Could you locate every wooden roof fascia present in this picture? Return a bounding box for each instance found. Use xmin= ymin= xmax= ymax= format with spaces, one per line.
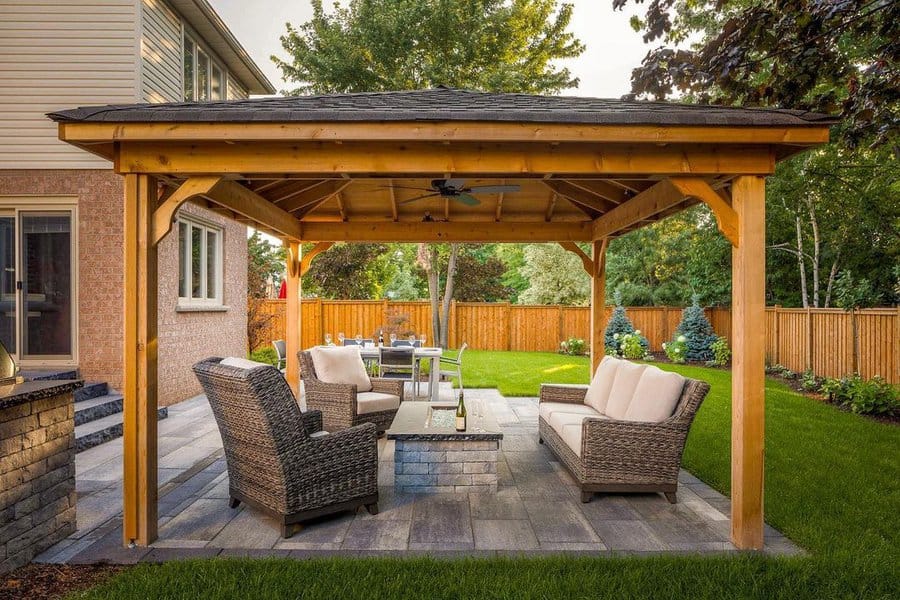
xmin=298 ymin=220 xmax=593 ymax=243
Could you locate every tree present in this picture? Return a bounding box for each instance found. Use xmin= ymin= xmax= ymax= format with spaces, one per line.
xmin=303 ymin=243 xmax=392 ymax=299
xmin=617 ymin=0 xmax=899 ymax=147
xmin=673 ymin=296 xmax=717 ymax=362
xmin=453 ymin=246 xmax=513 ymax=302
xmin=274 ymin=0 xmax=584 ymax=340
xmin=603 ymin=293 xmax=650 ymax=354
xmin=246 ymin=231 xmax=285 ymax=351
xmin=519 ymin=244 xmax=590 ymax=305
xmin=274 ymin=0 xmax=584 ymax=94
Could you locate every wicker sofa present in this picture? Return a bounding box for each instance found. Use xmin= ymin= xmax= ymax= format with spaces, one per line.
xmin=299 ymin=349 xmax=404 ymax=433
xmin=539 ymin=356 xmax=709 ymax=503
xmin=192 ymin=357 xmax=379 ymax=537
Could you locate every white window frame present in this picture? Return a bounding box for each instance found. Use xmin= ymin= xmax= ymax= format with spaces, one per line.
xmin=182 ymin=31 xmax=227 ymax=101
xmin=177 ymin=217 xmax=224 ymax=308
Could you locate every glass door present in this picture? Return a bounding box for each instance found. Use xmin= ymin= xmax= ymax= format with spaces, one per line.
xmin=0 ymin=215 xmax=16 ymax=356
xmin=19 ymin=212 xmax=74 ymax=360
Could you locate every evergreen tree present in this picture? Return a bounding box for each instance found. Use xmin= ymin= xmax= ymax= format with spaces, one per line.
xmin=604 ymin=290 xmax=649 ymax=354
xmin=674 ymin=296 xmax=717 ymax=362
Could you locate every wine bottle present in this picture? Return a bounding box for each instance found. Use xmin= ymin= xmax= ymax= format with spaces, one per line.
xmin=455 ymin=391 xmax=467 ymax=432
xmin=378 ymin=330 xmax=384 ymax=347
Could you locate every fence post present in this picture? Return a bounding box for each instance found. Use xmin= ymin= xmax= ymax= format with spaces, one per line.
xmin=851 ymin=308 xmax=860 ymax=375
xmin=505 ymin=302 xmax=512 ymax=351
xmin=449 ymin=300 xmax=458 ymax=348
xmin=806 ymin=308 xmax=814 ymax=372
xmin=557 ymin=305 xmax=564 ymax=347
xmin=772 ymin=305 xmax=780 ymax=365
xmin=661 ymin=306 xmax=669 ymax=346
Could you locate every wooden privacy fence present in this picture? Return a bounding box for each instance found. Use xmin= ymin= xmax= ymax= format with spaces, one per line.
xmin=256 ymin=300 xmax=899 ymax=383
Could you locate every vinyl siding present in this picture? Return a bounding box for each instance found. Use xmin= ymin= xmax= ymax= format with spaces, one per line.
xmin=0 ymin=0 xmax=139 ymax=169
xmin=141 ymin=0 xmax=182 ymax=103
xmin=226 ymin=74 xmax=247 ymax=100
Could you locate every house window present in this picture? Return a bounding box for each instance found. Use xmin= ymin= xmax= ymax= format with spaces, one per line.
xmin=178 ymin=218 xmax=223 ymax=306
xmin=182 ymin=33 xmax=226 ymax=101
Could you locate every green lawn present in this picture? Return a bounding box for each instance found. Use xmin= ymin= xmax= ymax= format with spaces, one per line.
xmin=73 ymin=352 xmax=899 ymax=600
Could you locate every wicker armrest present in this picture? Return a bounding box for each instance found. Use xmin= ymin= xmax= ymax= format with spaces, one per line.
xmin=539 ymin=384 xmax=589 ymax=404
xmin=299 ymin=409 xmax=323 ymax=435
xmin=307 ymin=422 xmax=378 ymax=478
xmin=369 ymin=377 xmax=405 ymax=399
xmin=303 ymin=379 xmax=358 ymax=414
xmin=581 ymin=417 xmax=688 ymax=464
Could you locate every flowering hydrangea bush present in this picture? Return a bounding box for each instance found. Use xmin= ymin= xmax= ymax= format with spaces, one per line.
xmin=615 ymin=331 xmax=651 ymax=360
xmin=663 ymin=335 xmax=687 ymax=363
xmin=559 ymin=337 xmax=587 ymax=356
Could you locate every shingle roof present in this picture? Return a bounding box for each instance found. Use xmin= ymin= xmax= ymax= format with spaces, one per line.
xmin=47 ymin=87 xmax=837 ymax=127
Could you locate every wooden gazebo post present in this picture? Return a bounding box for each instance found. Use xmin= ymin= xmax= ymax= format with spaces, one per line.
xmin=590 ymin=238 xmax=608 ymax=372
xmin=284 ymin=241 xmax=303 ymax=394
xmin=730 ymin=176 xmax=767 ymax=550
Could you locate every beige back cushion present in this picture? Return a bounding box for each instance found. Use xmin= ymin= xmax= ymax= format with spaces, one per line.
xmin=220 ymin=357 xmax=272 ymax=370
xmin=624 ymin=367 xmax=686 ymax=423
xmin=584 ymin=355 xmax=621 ymax=415
xmin=604 ymin=361 xmax=648 ymax=420
xmin=309 ymin=346 xmax=373 ymax=392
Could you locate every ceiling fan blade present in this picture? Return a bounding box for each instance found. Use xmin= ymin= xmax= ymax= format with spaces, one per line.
xmin=444 ymin=178 xmax=466 ymax=190
xmin=466 ymin=185 xmax=521 ymax=194
xmin=453 ymin=193 xmax=481 ymax=206
xmin=399 ymin=193 xmax=441 ymax=205
xmin=377 ymin=185 xmax=434 ymax=192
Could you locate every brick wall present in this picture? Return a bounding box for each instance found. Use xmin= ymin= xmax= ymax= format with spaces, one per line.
xmin=0 ymin=390 xmax=76 ymax=574
xmin=0 ymin=170 xmax=248 ymax=406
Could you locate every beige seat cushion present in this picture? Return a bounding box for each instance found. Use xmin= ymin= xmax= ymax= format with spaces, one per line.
xmin=220 ymin=357 xmax=272 ymax=370
xmin=548 ymin=410 xmax=599 ymax=434
xmin=604 ymin=360 xmax=648 ymax=420
xmin=309 ymin=346 xmax=373 ymax=392
xmin=583 ymin=355 xmax=621 ymax=414
xmin=560 ymin=423 xmax=584 ymax=457
xmin=624 ymin=366 xmax=686 ymax=423
xmin=539 ymin=402 xmax=599 ymax=423
xmin=356 ymin=391 xmax=401 ymax=415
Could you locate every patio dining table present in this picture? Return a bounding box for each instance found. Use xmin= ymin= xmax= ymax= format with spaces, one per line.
xmin=317 ymin=345 xmax=445 ymax=401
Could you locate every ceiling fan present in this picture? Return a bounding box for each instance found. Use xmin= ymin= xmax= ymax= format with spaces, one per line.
xmin=387 ymin=179 xmax=521 ymax=207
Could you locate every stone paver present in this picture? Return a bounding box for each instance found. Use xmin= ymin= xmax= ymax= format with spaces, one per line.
xmin=36 ymin=386 xmax=801 ymax=562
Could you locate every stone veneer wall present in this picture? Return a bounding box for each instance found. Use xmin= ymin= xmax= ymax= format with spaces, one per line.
xmin=0 ymin=170 xmax=248 ymax=406
xmin=0 ymin=389 xmax=76 ymax=574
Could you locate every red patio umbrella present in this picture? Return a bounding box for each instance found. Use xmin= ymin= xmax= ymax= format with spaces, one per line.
xmin=278 ymin=279 xmax=286 ymax=299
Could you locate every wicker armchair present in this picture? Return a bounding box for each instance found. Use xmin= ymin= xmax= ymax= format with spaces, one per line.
xmin=539 ymin=377 xmax=709 ymax=503
xmin=299 ymin=350 xmax=404 ymax=433
xmin=192 ymin=357 xmax=378 ymax=537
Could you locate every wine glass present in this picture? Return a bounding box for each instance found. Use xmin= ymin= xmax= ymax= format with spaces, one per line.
xmin=337 ymin=332 xmax=345 ymax=345
xmin=355 ymin=333 xmax=363 ymax=345
xmin=419 ymin=333 xmax=427 ymax=347
xmin=389 ymin=333 xmax=397 ymax=345
xmin=324 ymin=333 xmax=332 ymax=346
xmin=473 ymin=399 xmax=483 ymax=432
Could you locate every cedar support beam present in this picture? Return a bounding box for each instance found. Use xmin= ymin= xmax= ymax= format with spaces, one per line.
xmin=299 ymin=220 xmax=592 ymax=243
xmin=730 ymin=175 xmax=766 ymax=550
xmin=300 ymin=242 xmax=334 ymax=276
xmin=670 ymin=177 xmax=739 ymax=246
xmin=284 ymin=241 xmax=303 ymax=394
xmin=152 ymin=176 xmax=222 ymax=245
xmin=123 ymin=174 xmax=159 ymax=546
xmin=591 ymin=179 xmax=688 ymax=240
xmin=558 ymin=242 xmax=593 ymax=276
xmin=590 ymin=238 xmax=609 ymax=372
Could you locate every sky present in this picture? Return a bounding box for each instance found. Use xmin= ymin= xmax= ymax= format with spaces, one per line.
xmin=208 ymin=0 xmax=649 ymax=98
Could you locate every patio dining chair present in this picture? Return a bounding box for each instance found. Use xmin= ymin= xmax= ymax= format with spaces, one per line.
xmin=272 ymin=339 xmax=287 ymax=372
xmin=439 ymin=342 xmax=467 ymax=394
xmin=379 ymin=346 xmax=419 ymax=397
xmin=192 ymin=357 xmax=379 ymax=538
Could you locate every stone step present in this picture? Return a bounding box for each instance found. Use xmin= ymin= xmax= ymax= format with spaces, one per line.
xmin=74 ymin=392 xmax=123 ymax=426
xmin=75 ymin=381 xmax=109 ymax=403
xmin=21 ymin=368 xmax=80 ymax=381
xmin=75 ymin=407 xmax=168 ymax=453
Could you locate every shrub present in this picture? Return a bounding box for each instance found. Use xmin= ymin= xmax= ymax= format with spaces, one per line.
xmin=559 ymin=337 xmax=587 ymax=356
xmin=709 ymin=336 xmax=731 ymax=367
xmin=673 ymin=296 xmax=717 ymax=362
xmin=663 ymin=335 xmax=687 ymax=363
xmin=604 ymin=300 xmax=649 ymax=356
xmin=249 ymin=346 xmax=279 ymax=367
xmin=766 ymin=364 xmax=797 ymax=379
xmin=821 ymin=374 xmax=899 ymax=417
xmin=617 ymin=331 xmax=651 ymax=360
xmin=801 ymin=369 xmax=822 ymax=392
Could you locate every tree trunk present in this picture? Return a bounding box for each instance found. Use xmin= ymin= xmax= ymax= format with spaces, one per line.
xmin=807 ymin=198 xmax=821 ymax=308
xmin=439 ymin=244 xmax=459 ymax=348
xmin=795 ymin=215 xmax=809 ymax=308
xmin=824 ymin=257 xmax=839 ymax=308
xmin=418 ymin=243 xmax=441 ymax=345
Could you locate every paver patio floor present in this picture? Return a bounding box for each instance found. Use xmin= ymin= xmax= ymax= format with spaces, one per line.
xmin=37 ymin=387 xmax=800 ymax=563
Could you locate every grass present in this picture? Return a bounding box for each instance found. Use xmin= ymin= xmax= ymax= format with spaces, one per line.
xmin=73 ymin=352 xmax=899 ymax=600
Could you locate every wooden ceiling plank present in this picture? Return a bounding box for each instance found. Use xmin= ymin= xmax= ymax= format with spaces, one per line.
xmin=278 ymin=180 xmax=352 ymax=213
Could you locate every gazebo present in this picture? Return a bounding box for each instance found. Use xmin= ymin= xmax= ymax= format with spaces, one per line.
xmin=50 ymin=88 xmax=835 ymax=551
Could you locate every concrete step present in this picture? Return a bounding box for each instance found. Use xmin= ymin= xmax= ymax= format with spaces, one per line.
xmin=75 ymin=407 xmax=168 ymax=453
xmin=75 ymin=381 xmax=109 ymax=403
xmin=74 ymin=392 xmax=123 ymax=426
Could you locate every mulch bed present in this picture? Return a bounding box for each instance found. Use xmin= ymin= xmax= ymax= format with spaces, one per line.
xmin=0 ymin=564 xmax=127 ymax=600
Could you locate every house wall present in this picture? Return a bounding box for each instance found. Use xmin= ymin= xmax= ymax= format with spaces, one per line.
xmin=0 ymin=170 xmax=248 ymax=406
xmin=227 ymin=75 xmax=248 ymax=100
xmin=0 ymin=0 xmax=139 ymax=169
xmin=141 ymin=0 xmax=183 ymax=103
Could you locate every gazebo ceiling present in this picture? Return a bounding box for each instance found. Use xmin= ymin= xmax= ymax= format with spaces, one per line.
xmin=49 ymin=88 xmax=835 ymax=243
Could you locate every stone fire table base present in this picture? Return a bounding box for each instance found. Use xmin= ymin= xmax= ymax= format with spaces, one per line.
xmin=394 ymin=439 xmax=500 ymax=493
xmin=386 ymin=401 xmax=503 ymax=494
